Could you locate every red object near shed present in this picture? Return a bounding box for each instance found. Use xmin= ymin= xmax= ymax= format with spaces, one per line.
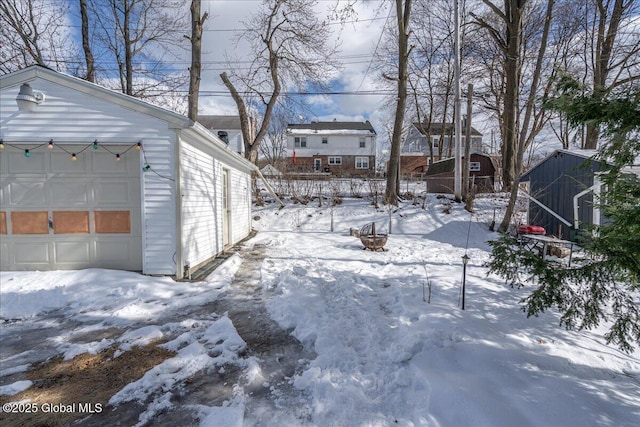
xmin=517 ymin=225 xmax=546 ymax=235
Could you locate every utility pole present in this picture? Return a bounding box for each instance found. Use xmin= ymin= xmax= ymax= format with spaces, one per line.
xmin=462 ymin=83 xmax=473 ymax=200
xmin=453 ymin=0 xmax=462 ymax=201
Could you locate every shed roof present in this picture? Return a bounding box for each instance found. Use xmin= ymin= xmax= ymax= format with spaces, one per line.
xmin=520 ymin=149 xmax=602 ymax=181
xmin=413 ymin=122 xmax=482 ymax=137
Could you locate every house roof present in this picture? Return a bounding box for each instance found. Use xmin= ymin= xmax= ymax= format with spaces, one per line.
xmin=198 ymin=115 xmax=241 ymax=130
xmin=287 ymin=121 xmax=376 ymax=134
xmin=0 ymin=65 xmax=256 ymax=172
xmin=413 ymin=122 xmax=482 ymax=137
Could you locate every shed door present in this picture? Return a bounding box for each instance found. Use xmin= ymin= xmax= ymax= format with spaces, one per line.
xmin=0 ymin=146 xmax=142 ymax=271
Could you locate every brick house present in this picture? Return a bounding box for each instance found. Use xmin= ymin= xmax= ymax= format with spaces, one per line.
xmin=286 ymin=121 xmax=377 ymax=176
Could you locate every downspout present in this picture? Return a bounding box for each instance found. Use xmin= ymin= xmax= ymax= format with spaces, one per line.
xmin=174 ymin=129 xmax=185 ymax=279
xmin=572 ymin=184 xmax=597 ymax=230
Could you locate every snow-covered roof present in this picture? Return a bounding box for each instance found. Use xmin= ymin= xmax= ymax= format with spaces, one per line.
xmin=287 ymin=121 xmax=376 ymax=135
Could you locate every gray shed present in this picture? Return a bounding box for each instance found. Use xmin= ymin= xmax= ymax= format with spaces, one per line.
xmin=519 ymin=150 xmax=605 ymax=241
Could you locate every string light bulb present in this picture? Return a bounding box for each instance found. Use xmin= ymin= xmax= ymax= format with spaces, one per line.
xmin=115 ymin=153 xmax=121 ymax=161
xmin=0 ymin=140 xmax=4 ymax=150
xmin=142 ymin=164 xmax=151 ymax=172
xmin=71 ymin=153 xmax=77 ymax=161
xmin=136 ymin=142 xmax=142 ymax=151
xmin=24 ymin=149 xmax=30 ymax=158
xmin=93 ymin=140 xmax=99 ymax=150
xmin=48 ymin=140 xmax=54 ymax=150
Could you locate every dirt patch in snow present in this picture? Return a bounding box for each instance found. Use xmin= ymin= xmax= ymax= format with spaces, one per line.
xmin=0 ymin=342 xmax=174 ymax=427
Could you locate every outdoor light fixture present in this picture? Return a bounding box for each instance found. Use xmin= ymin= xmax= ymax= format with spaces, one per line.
xmin=16 ymin=83 xmax=45 ymax=112
xmin=461 ymin=254 xmax=470 ymax=310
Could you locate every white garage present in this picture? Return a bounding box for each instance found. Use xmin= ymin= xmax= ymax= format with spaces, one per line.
xmin=0 ymin=66 xmax=256 ymax=278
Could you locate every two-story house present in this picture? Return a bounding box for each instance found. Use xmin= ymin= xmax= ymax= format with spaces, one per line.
xmin=198 ymin=115 xmax=245 ymax=155
xmin=400 ymin=121 xmax=483 ymax=175
xmin=286 ymin=121 xmax=377 ymax=176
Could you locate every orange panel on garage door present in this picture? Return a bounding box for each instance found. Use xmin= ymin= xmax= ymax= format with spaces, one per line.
xmin=94 ymin=210 xmax=131 ymax=234
xmin=11 ymin=211 xmax=49 ymax=234
xmin=53 ymin=211 xmax=90 ymax=234
xmin=0 ymin=212 xmax=6 ymax=234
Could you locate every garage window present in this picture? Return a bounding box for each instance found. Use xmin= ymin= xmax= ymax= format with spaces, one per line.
xmin=95 ymin=211 xmax=131 ymax=234
xmin=11 ymin=211 xmax=49 ymax=234
xmin=53 ymin=211 xmax=90 ymax=234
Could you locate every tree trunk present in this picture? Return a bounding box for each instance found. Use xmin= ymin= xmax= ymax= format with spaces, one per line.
xmin=79 ymin=0 xmax=95 ymax=82
xmin=501 ymin=0 xmax=522 ymax=192
xmin=385 ymin=0 xmax=412 ymax=205
xmin=584 ymin=0 xmax=626 ymax=149
xmin=188 ymin=0 xmax=208 ymax=121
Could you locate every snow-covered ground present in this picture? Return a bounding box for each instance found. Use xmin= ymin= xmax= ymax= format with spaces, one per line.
xmin=1 ymin=193 xmax=639 ymax=426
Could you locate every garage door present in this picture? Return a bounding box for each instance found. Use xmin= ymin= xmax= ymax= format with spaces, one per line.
xmin=0 ymin=145 xmax=142 ymax=271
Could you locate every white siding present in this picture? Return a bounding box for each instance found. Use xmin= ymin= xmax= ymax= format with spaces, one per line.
xmin=178 ymin=132 xmax=252 ymax=269
xmin=180 ymin=141 xmax=218 ymax=268
xmin=1 ymin=76 xmax=177 ymax=275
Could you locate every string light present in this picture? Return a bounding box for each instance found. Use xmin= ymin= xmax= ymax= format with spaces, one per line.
xmin=1 ymin=140 xmax=171 ymax=181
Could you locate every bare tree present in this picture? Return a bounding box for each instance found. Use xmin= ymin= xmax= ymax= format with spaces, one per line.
xmin=89 ymin=0 xmax=188 ymax=97
xmin=0 ymin=0 xmax=73 ymax=73
xmin=384 ymin=0 xmax=413 ymax=205
xmin=583 ymin=0 xmax=640 ymax=149
xmin=220 ymin=0 xmax=339 ymax=164
xmin=472 ymin=0 xmax=557 ymax=232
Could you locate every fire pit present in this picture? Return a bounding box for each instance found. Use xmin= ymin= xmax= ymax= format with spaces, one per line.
xmin=359 ymin=222 xmax=387 ymax=251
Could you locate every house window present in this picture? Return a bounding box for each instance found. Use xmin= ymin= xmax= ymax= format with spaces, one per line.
xmin=355 ymin=157 xmax=369 ymax=169
xmin=294 ymin=136 xmax=307 ymax=148
xmin=328 ymin=156 xmax=342 ymax=165
xmin=359 ymin=137 xmax=366 ymax=148
xmin=469 ymin=162 xmax=481 ymax=172
xmin=322 ymin=137 xmax=328 ymax=144
xmin=432 ymin=137 xmax=440 ymax=149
